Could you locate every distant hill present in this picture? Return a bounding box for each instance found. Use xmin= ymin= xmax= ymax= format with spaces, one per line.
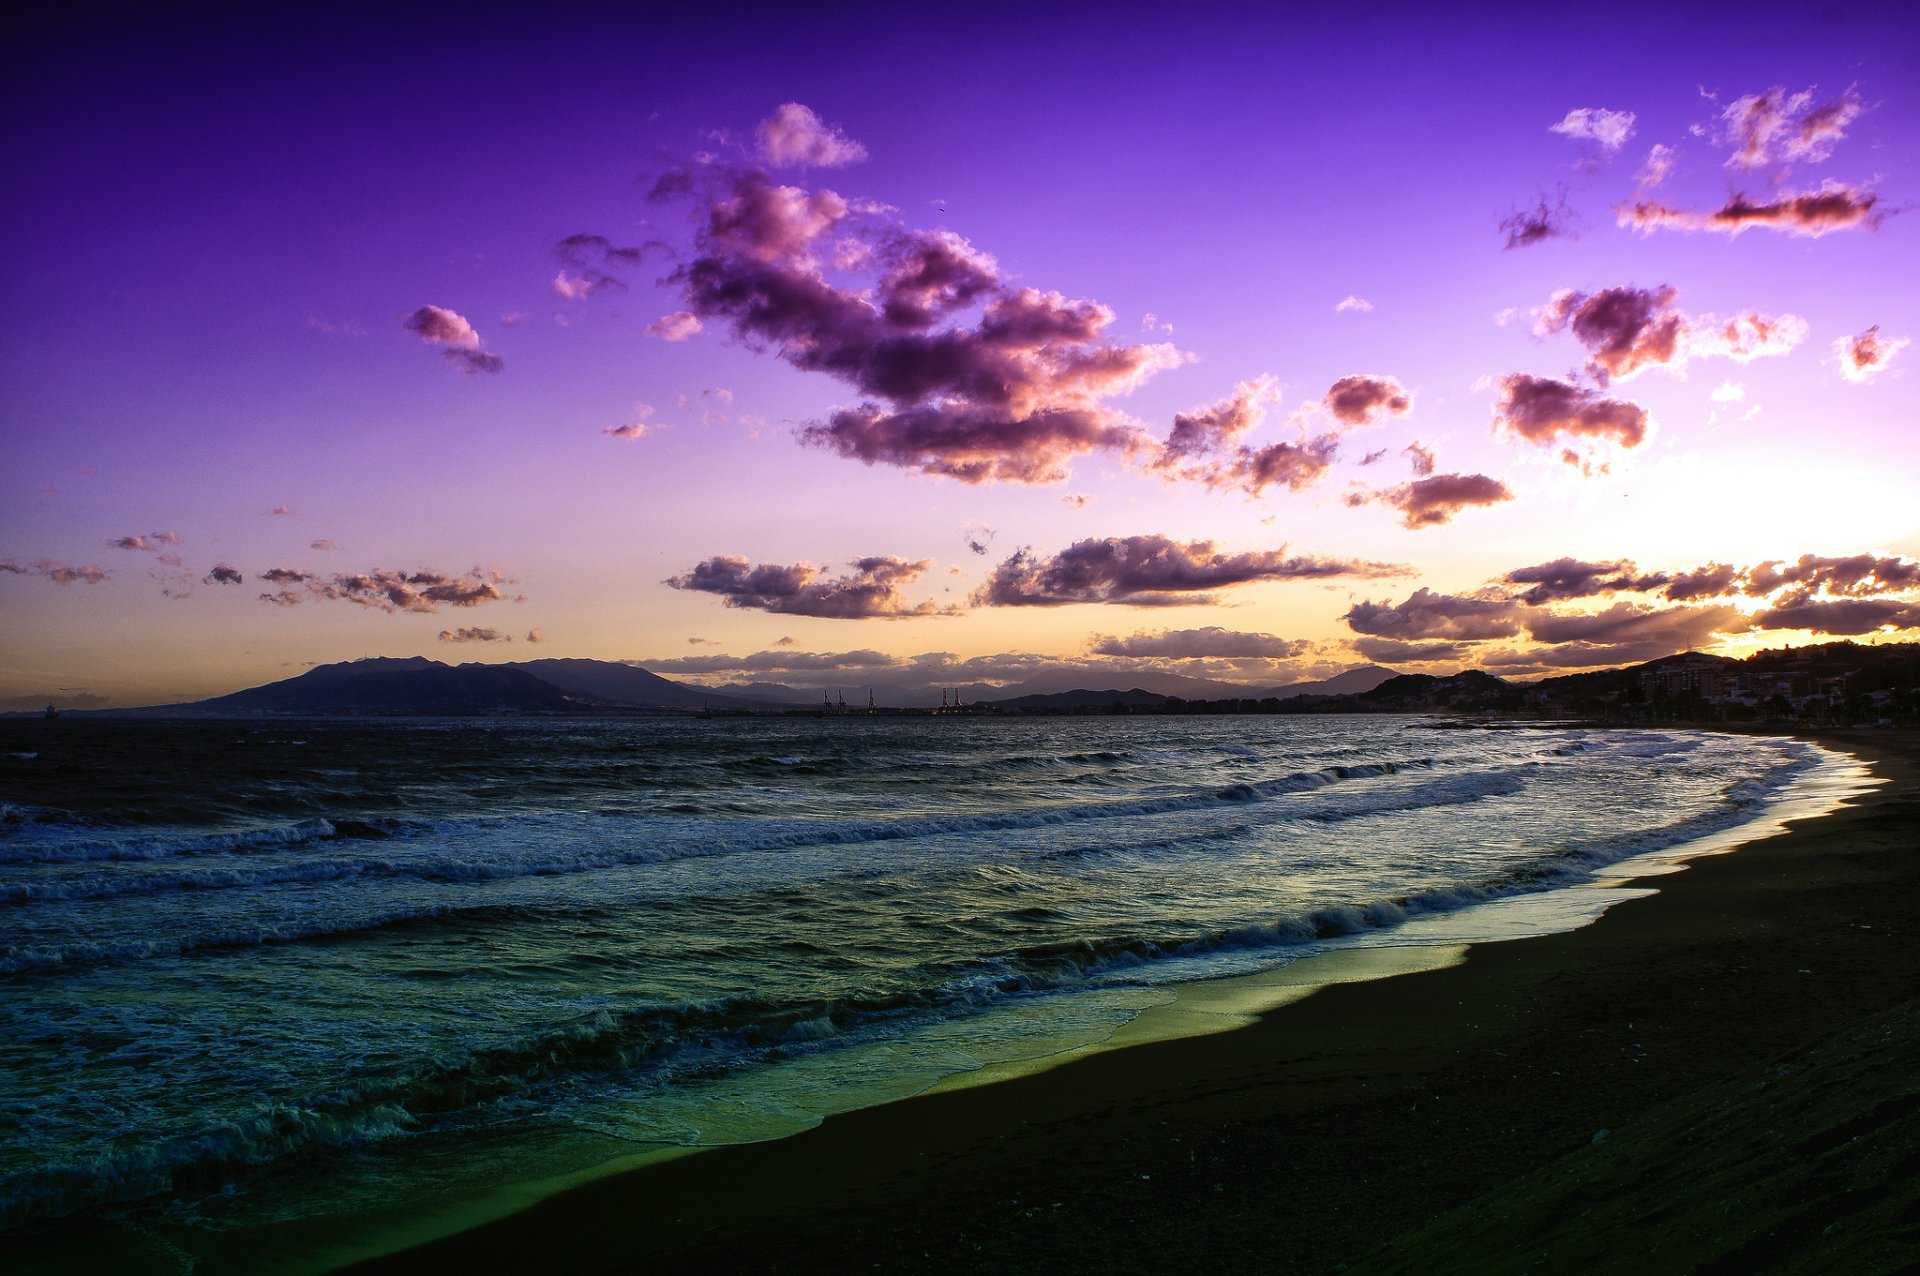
xmin=973 ymin=687 xmax=1174 ymax=711
xmin=187 ymin=658 xmax=586 ymax=715
xmin=512 ymin=659 xmax=781 ymax=711
xmin=1256 ymin=666 xmax=1399 ymax=699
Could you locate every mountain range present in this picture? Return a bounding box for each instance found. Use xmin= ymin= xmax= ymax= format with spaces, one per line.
xmin=26 ymin=657 xmax=1401 ymax=717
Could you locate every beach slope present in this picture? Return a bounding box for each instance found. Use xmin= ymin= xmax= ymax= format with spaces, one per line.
xmin=347 ymin=732 xmax=1920 ymax=1275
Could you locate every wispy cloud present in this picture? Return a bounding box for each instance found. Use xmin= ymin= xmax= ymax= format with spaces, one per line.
xmin=438 ymin=627 xmax=511 ymax=643
xmin=1618 ymin=181 xmax=1882 ymax=238
xmin=1713 ymin=85 xmax=1861 ymax=170
xmin=1549 ymin=107 xmax=1635 ymax=155
xmin=1335 ymin=295 xmax=1373 ymax=313
xmin=1500 ymin=188 xmax=1576 ymax=250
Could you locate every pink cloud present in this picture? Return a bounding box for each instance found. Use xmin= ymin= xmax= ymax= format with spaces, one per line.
xmin=650 ymin=164 xmax=1183 ymax=485
xmin=1618 ymin=181 xmax=1882 ymax=238
xmin=603 ymin=404 xmax=656 ymax=440
xmin=1345 ymin=588 xmax=1525 ymax=641
xmin=975 ymin=535 xmax=1410 ymax=607
xmin=754 ymin=102 xmax=869 ymax=169
xmin=646 ymin=311 xmax=703 ymax=341
xmin=1349 ymin=473 xmax=1514 ymax=529
xmin=1549 ymin=107 xmax=1635 ymax=155
xmin=403 ymin=305 xmax=503 ymax=374
xmin=1716 ymin=85 xmax=1861 ymax=170
xmin=1534 ymin=285 xmax=1806 ymax=384
xmin=259 ymin=565 xmax=512 ymax=613
xmin=108 ymin=531 xmax=181 ymax=552
xmin=1403 ymin=442 xmax=1435 ymax=476
xmin=438 ymin=627 xmax=511 ymax=643
xmin=1336 ymin=295 xmax=1373 ymax=313
xmin=1503 ymin=557 xmax=1671 ymax=605
xmin=1492 ymin=374 xmax=1649 ymax=451
xmin=1323 ymin=374 xmax=1412 ymax=428
xmin=1090 ymin=627 xmax=1309 ymax=659
xmin=667 ymin=554 xmax=950 ymax=619
xmin=204 ymin=564 xmax=243 ymax=585
xmin=1 ymin=558 xmax=108 ymax=585
xmin=1834 ymin=325 xmax=1907 ymax=383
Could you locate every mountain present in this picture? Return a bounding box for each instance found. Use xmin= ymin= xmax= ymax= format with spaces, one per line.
xmin=187 ymin=657 xmax=587 ymax=715
xmin=511 ymin=659 xmax=782 ymax=711
xmin=1256 ymin=665 xmax=1400 ymax=699
xmin=973 ymin=687 xmax=1173 ymax=711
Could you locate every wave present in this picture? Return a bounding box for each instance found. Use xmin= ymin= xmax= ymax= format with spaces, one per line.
xmin=1 ymin=756 xmax=1454 ymax=912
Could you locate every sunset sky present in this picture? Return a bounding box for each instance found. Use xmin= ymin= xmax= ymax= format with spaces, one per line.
xmin=4 ymin=4 xmax=1917 ymax=709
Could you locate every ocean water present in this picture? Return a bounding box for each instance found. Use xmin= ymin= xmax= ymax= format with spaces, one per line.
xmin=0 ymin=715 xmax=1847 ymax=1267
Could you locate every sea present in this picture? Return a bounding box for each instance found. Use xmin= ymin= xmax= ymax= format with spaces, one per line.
xmin=0 ymin=714 xmax=1866 ymax=1272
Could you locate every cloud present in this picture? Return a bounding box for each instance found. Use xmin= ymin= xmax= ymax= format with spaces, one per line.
xmin=1403 ymin=442 xmax=1435 ymax=476
xmin=755 ymin=102 xmax=869 ymax=168
xmin=1502 ymin=558 xmax=1670 ymax=605
xmin=1662 ymin=562 xmax=1741 ymax=601
xmin=312 ymin=566 xmax=512 ymax=613
xmin=980 ymin=535 xmax=1411 ymax=608
xmin=1 ymin=558 xmax=108 ymax=585
xmin=310 ymin=538 xmax=337 ymax=551
xmin=1501 ymin=188 xmax=1576 ymax=249
xmin=107 ymin=531 xmax=181 ymax=552
xmin=1636 ymin=143 xmax=1677 ymax=188
xmin=551 ymin=233 xmax=661 ymax=299
xmin=604 ymin=403 xmax=656 ymax=440
xmin=646 ymin=311 xmax=703 ymax=341
xmin=1550 ymin=107 xmax=1636 ymax=155
xmin=1159 ymin=376 xmax=1279 ymax=468
xmin=646 ymin=647 xmax=907 ymax=676
xmin=1492 ymin=374 xmax=1649 ymax=452
xmin=1349 ymin=473 xmax=1515 ymax=529
xmin=203 ymin=564 xmax=243 ymax=585
xmin=1752 ymin=596 xmax=1920 ymax=636
xmin=1716 ymin=85 xmax=1861 ymax=170
xmin=438 ymin=627 xmax=511 ymax=643
xmin=526 ymin=629 xmax=547 ymax=643
xmin=649 ymin=163 xmax=1184 ymax=485
xmin=1350 ymin=637 xmax=1471 ymax=664
xmin=1755 ymin=553 xmax=1920 ymax=598
xmin=403 ymin=305 xmax=503 ymax=374
xmin=1834 ymin=325 xmax=1908 ymax=383
xmin=1152 ymin=376 xmax=1342 ymax=495
xmin=962 ymin=522 xmax=996 ymax=556
xmin=666 ymin=555 xmax=950 ymax=618
xmin=1618 ymin=181 xmax=1882 ymax=238
xmin=1534 ymin=285 xmax=1806 ymax=384
xmin=1336 ymin=295 xmax=1373 ymax=313
xmin=255 ymin=566 xmax=514 ymax=612
xmin=1089 ymin=627 xmax=1309 ymax=659
xmin=1323 ymin=374 xmax=1412 ymax=427
xmin=1711 ymin=380 xmax=1745 ymax=403
xmin=1522 ymin=601 xmax=1747 ymax=654
xmin=269 ymin=506 xmax=295 ymax=516
xmin=1345 ymin=588 xmax=1525 ymax=641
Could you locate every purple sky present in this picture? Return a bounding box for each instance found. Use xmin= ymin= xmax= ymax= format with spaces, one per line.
xmin=4 ymin=4 xmax=1917 ymax=708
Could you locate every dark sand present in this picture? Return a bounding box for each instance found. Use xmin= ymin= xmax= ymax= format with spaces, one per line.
xmin=340 ymin=730 xmax=1919 ymax=1274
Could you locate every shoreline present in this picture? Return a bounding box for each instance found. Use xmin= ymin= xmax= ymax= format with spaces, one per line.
xmin=320 ymin=726 xmax=1920 ymax=1274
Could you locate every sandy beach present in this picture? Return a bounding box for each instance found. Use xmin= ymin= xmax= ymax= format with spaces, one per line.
xmin=333 ymin=729 xmax=1919 ymax=1275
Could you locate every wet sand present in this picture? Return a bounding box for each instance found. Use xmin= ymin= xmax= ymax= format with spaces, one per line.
xmin=347 ymin=730 xmax=1920 ymax=1275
